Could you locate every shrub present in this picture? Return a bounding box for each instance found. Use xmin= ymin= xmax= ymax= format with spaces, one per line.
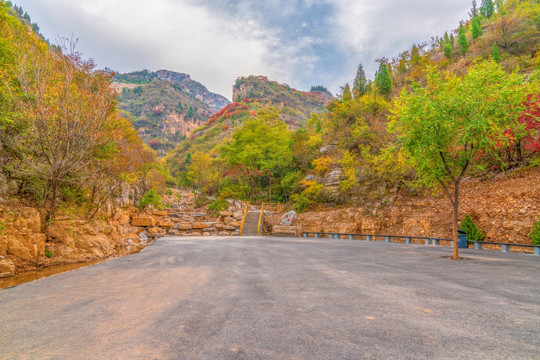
xmin=530 ymin=217 xmax=540 ymax=246
xmin=45 ymin=250 xmax=53 ymax=258
xmin=290 ymin=193 xmax=311 ymax=213
xmin=459 ymin=214 xmax=485 ymax=241
xmin=139 ymin=188 xmax=161 ymax=209
xmin=208 ymin=197 xmax=229 ymax=215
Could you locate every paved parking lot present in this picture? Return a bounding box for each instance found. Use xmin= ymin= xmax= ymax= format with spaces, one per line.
xmin=1 ymin=236 xmax=539 ymax=359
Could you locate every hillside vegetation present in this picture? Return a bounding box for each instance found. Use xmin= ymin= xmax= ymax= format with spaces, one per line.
xmin=114 ymin=70 xmax=230 ymax=153
xmin=164 ymin=75 xmax=333 ymax=193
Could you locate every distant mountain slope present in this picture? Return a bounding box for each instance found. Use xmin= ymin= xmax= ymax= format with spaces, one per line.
xmin=114 ymin=70 xmax=230 ymax=153
xmin=165 ymin=75 xmax=333 ymax=177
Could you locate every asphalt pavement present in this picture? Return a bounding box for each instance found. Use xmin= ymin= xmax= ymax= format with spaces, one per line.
xmin=1 ymin=236 xmax=539 ymax=360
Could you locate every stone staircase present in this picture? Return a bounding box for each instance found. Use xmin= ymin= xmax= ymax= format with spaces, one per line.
xmin=242 ymin=211 xmax=261 ymax=236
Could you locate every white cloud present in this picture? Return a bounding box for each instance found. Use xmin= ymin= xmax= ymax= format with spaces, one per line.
xmin=18 ymin=0 xmax=290 ymax=99
xmin=327 ymin=0 xmax=472 ymax=91
xmin=18 ymin=0 xmax=474 ymax=99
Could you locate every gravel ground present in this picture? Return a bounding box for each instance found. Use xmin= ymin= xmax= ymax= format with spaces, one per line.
xmin=1 ymin=236 xmax=539 ymax=360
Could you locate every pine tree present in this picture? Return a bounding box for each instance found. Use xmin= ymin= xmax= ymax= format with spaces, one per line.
xmin=374 ymin=63 xmax=392 ymax=96
xmin=352 ymin=63 xmax=368 ymax=97
xmin=457 ymin=26 xmax=469 ymax=55
xmin=492 ymin=42 xmax=500 ymax=62
xmin=459 ymin=214 xmax=485 ymax=242
xmin=472 ymin=16 xmax=482 ymax=42
xmin=470 ymin=0 xmax=479 ymax=18
xmin=480 ymin=0 xmax=494 ymax=18
xmin=341 ymin=83 xmax=352 ymax=101
xmin=444 ymin=43 xmax=454 ymax=59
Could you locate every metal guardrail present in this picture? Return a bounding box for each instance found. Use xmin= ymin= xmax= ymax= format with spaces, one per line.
xmin=239 ymin=201 xmax=250 ymax=236
xmin=301 ymin=232 xmax=540 ymax=256
xmin=257 ymin=203 xmax=265 ymax=236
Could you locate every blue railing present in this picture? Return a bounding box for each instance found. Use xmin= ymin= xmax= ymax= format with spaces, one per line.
xmin=301 ymin=232 xmax=540 ymax=256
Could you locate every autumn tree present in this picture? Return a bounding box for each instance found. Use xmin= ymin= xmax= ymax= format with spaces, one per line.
xmin=353 ymin=63 xmax=368 ymax=97
xmin=391 ymin=61 xmax=534 ymax=259
xmin=14 ymin=42 xmax=120 ymax=225
xmin=341 ymin=83 xmax=352 ymax=101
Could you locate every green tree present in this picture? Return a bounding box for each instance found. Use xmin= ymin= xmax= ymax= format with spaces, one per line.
xmin=472 ymin=16 xmax=483 ymax=42
xmin=391 ymin=61 xmax=534 ymax=259
xmin=353 ymin=63 xmax=368 ymax=97
xmin=444 ymin=43 xmax=454 ymax=59
xmin=374 ymin=62 xmax=392 ymax=96
xmin=221 ymin=107 xmax=292 ymax=200
xmin=458 ymin=25 xmax=469 ymax=55
xmin=492 ymin=42 xmax=500 ymax=62
xmin=480 ymin=0 xmax=494 ymax=18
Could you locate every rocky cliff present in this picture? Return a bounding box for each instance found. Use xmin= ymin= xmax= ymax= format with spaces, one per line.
xmin=114 ymin=70 xmax=231 ymax=153
xmin=155 ymin=70 xmax=230 ymax=111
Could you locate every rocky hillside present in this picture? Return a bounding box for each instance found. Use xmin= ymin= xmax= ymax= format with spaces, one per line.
xmin=267 ymin=166 xmax=540 ymax=247
xmin=114 ymin=70 xmax=231 ymax=153
xmin=166 ymin=76 xmax=333 ymax=177
xmin=0 ymin=190 xmax=249 ymax=279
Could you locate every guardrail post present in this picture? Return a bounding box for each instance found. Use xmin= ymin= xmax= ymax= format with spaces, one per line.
xmin=406 ymin=237 xmax=412 ymax=244
xmin=315 ymin=233 xmax=319 ymax=238
xmin=534 ymin=247 xmax=539 ymax=256
xmin=432 ymin=239 xmax=440 ymax=246
xmin=474 ymin=242 xmax=483 ymax=250
xmin=385 ymin=236 xmax=391 ymax=243
xmin=303 ymin=232 xmax=307 ymax=238
xmin=366 ymin=235 xmax=372 ymax=241
xmin=349 ymin=235 xmax=353 ymax=240
xmin=424 ymin=238 xmax=430 ymax=245
xmin=502 ymin=244 xmax=511 ymax=253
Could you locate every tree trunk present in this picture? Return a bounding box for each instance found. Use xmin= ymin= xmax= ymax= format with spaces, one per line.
xmin=452 ymin=186 xmax=459 ymax=259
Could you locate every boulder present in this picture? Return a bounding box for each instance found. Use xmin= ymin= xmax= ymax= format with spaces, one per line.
xmin=177 ymin=223 xmax=193 ymax=230
xmin=324 ymin=170 xmax=343 ymax=187
xmin=190 ymin=212 xmax=207 ymax=218
xmin=272 ymin=225 xmax=301 ymax=237
xmin=223 ymin=226 xmax=236 ymax=231
xmin=147 ymin=227 xmax=166 ymax=235
xmin=153 ymin=210 xmax=169 ymax=217
xmin=215 ymin=223 xmax=224 ymax=230
xmin=280 ymin=211 xmax=297 ymax=226
xmin=202 ymin=228 xmax=215 ymax=232
xmin=230 ymin=221 xmax=241 ymax=227
xmin=320 ymin=145 xmax=338 ymax=154
xmin=202 ymin=232 xmax=210 ymax=236
xmin=158 ymin=221 xmax=174 ymax=229
xmin=192 ymin=222 xmax=215 ymax=229
xmin=0 ymin=259 xmax=16 ymax=278
xmin=219 ymin=211 xmax=233 ymax=217
xmin=131 ymin=216 xmax=156 ymax=227
xmin=218 ymin=231 xmax=230 ymax=236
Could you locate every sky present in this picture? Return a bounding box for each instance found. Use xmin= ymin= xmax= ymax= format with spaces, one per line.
xmin=17 ymin=0 xmax=472 ymax=100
